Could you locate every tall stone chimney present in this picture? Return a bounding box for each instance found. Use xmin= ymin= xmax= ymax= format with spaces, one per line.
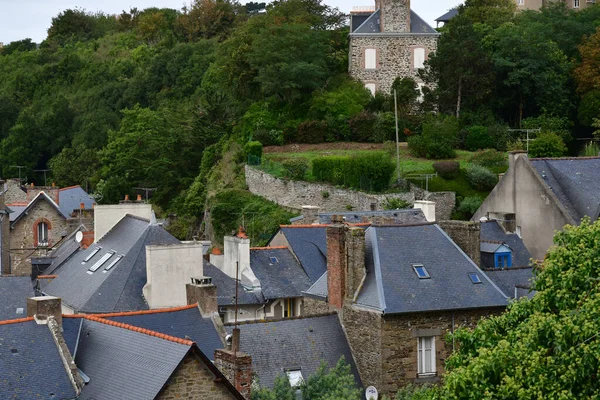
xmin=0 ymin=181 xmax=10 ymax=275
xmin=27 ymin=296 xmax=63 ymax=327
xmin=377 ymin=0 xmax=411 ymax=33
xmin=326 ymin=216 xmax=347 ymax=309
xmin=186 ymin=276 xmax=218 ymax=317
xmin=214 ymin=328 xmax=253 ymax=399
xmin=346 ymin=227 xmax=366 ymax=300
xmin=301 ymin=205 xmax=320 ymax=224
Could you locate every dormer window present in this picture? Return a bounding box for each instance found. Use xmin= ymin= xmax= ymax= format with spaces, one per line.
xmin=414 ymin=47 xmax=426 ymax=69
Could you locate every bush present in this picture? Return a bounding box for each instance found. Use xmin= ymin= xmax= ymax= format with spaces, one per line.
xmin=408 ymin=115 xmax=458 ymax=159
xmin=529 ymin=133 xmax=567 ymax=158
xmin=465 ymin=125 xmax=494 ymax=151
xmin=580 ymin=142 xmax=600 ymax=157
xmin=383 ymin=198 xmax=412 ymax=210
xmin=433 ymin=161 xmax=460 ymax=179
xmin=244 ymin=141 xmax=263 ymax=162
xmin=297 ymin=120 xmax=327 ymax=144
xmin=469 ymin=149 xmax=507 ymax=170
xmin=373 ymin=112 xmax=396 ymax=142
xmin=312 ymin=152 xmax=395 ymax=192
xmin=488 ymin=124 xmax=510 ymax=151
xmin=254 ymin=129 xmax=283 ymax=146
xmin=458 ymin=196 xmax=483 ymax=217
xmin=281 ymin=158 xmax=309 ymax=180
xmin=348 ymin=111 xmax=377 ymax=142
xmin=466 ymin=164 xmax=498 ymax=191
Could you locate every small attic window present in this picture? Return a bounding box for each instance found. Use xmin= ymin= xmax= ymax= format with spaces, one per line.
xmin=88 ymin=251 xmax=115 ymax=273
xmin=82 ymin=247 xmax=101 ymax=263
xmin=413 ymin=264 xmax=430 ymax=279
xmin=103 ymin=255 xmax=124 ymax=272
xmin=270 ymin=256 xmax=279 ymax=263
xmin=469 ymin=273 xmax=482 ymax=284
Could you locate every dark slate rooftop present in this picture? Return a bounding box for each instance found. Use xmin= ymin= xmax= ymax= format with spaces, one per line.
xmin=481 ymin=220 xmax=533 ymax=267
xmin=303 ymin=271 xmax=328 ymax=300
xmin=531 ymin=158 xmax=600 ymax=223
xmin=278 ymin=226 xmax=327 ymax=283
xmin=230 ymin=314 xmax=362 ymax=389
xmin=43 ymin=215 xmax=181 ymax=313
xmin=356 ymin=225 xmax=508 ymax=314
xmin=435 ymin=8 xmax=459 ymax=23
xmin=484 ymin=268 xmax=535 ymax=299
xmin=7 ymin=204 xmax=26 ymax=222
xmin=58 ymin=185 xmax=95 ymax=217
xmin=318 ymin=209 xmax=427 ymax=225
xmin=105 ymin=306 xmax=223 ymax=359
xmin=204 ymin=262 xmax=265 ymax=306
xmin=0 ymin=277 xmax=34 ymax=321
xmin=10 ymin=192 xmax=66 ymax=226
xmin=250 ymin=248 xmax=312 ymax=300
xmin=352 ymin=9 xmax=438 ymax=34
xmin=72 ymin=318 xmax=191 ymax=400
xmin=0 ymin=320 xmax=77 ymax=400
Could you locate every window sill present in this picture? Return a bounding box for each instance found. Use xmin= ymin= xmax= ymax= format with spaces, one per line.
xmin=414 ymin=375 xmax=440 ymax=384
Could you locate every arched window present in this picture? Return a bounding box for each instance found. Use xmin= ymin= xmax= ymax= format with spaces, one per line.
xmin=37 ymin=222 xmax=49 ymax=247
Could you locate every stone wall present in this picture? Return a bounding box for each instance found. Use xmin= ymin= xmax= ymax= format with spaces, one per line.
xmin=303 ymin=297 xmax=334 ymax=316
xmin=349 ymin=35 xmax=439 ymax=94
xmin=412 ymin=189 xmax=456 ymax=222
xmin=379 ymin=0 xmax=411 ymax=32
xmin=246 ymin=165 xmax=413 ymax=213
xmin=158 ymin=352 xmax=238 ymax=400
xmin=214 ymin=349 xmax=253 ymax=399
xmin=3 ymin=180 xmax=26 ymax=204
xmin=438 ymin=220 xmax=481 ymax=266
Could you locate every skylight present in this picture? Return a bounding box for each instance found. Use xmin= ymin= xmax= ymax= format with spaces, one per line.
xmin=270 ymin=256 xmax=279 ymax=263
xmin=286 ymin=370 xmax=304 ymax=387
xmin=412 ymin=264 xmax=430 ymax=279
xmin=103 ymin=255 xmax=124 ymax=272
xmin=88 ymin=251 xmax=115 ymax=273
xmin=469 ymin=273 xmax=482 ymax=284
xmin=82 ymin=247 xmax=101 ymax=264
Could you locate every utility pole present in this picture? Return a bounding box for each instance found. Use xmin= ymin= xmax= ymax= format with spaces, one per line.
xmin=394 ymin=89 xmax=401 ymax=180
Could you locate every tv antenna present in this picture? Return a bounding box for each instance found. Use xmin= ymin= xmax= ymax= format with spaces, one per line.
xmin=508 ymin=128 xmax=541 ymax=153
xmin=34 ymin=169 xmax=51 ymax=186
xmin=405 ymin=173 xmax=438 ymax=197
xmin=133 ymin=187 xmax=157 ymax=201
xmin=11 ymin=166 xmax=27 ymax=183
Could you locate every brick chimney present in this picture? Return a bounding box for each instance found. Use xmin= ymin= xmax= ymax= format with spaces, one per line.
xmin=214 ymin=328 xmax=253 ymax=399
xmin=186 ymin=276 xmax=218 ymax=317
xmin=27 ymin=296 xmax=63 ymax=327
xmin=0 ymin=181 xmax=10 ymax=275
xmin=326 ymin=216 xmax=347 ymax=309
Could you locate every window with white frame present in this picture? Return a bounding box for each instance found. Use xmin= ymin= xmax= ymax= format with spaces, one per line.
xmin=365 ymin=48 xmax=377 ymax=69
xmin=574 ymin=0 xmax=580 ymax=8
xmin=414 ymin=47 xmax=426 ymax=69
xmin=518 ymin=0 xmax=524 ymax=5
xmin=417 ymin=336 xmax=436 ymax=376
xmin=365 ymin=83 xmax=377 ymax=96
xmin=37 ymin=222 xmax=49 ymax=247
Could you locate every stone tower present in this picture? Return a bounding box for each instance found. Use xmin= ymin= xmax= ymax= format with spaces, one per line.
xmin=376 ymin=0 xmax=411 ymax=33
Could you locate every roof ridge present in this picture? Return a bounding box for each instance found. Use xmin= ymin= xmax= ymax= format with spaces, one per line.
xmin=281 ymin=224 xmax=331 ymax=228
xmin=64 ymin=304 xmax=199 ymax=319
xmin=480 ymin=240 xmax=504 ymax=244
xmin=84 ymin=315 xmax=194 ymax=346
xmin=531 ymin=156 xmax=600 ymax=161
xmin=124 ymin=213 xmax=151 ymax=223
xmin=223 ymin=312 xmax=337 ymax=326
xmin=0 ymin=317 xmax=34 ymax=325
xmin=58 ymin=185 xmax=82 ymax=191
xmin=250 ymin=246 xmax=288 ymax=250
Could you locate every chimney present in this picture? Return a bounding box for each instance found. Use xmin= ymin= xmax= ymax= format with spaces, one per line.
xmin=414 ymin=200 xmax=436 ymax=222
xmin=326 ymin=215 xmax=346 ymax=309
xmin=0 ymin=181 xmax=10 ymax=275
xmin=379 ymin=0 xmax=411 ymax=33
xmin=214 ymin=329 xmax=253 ymax=399
xmin=186 ymin=276 xmax=218 ymax=317
xmin=123 ymin=194 xmax=130 ymax=202
xmin=81 ymin=231 xmax=94 ymax=248
xmin=488 ymin=212 xmax=516 ymax=233
xmin=438 ymin=221 xmax=481 ymax=267
xmin=136 ymin=194 xmax=142 ymax=202
xmin=346 ymin=227 xmax=366 ymax=300
xmin=80 ymin=202 xmax=85 ymax=210
xmin=27 ymin=296 xmax=63 ymax=327
xmin=222 ymin=232 xmax=250 ymax=280
xmin=301 ymin=205 xmax=320 ymax=224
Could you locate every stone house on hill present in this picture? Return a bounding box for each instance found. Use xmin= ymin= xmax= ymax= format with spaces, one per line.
xmin=473 ymin=152 xmax=600 ymax=260
xmin=349 ymin=0 xmax=440 ymax=95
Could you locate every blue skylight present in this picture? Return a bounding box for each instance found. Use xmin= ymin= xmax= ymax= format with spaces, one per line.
xmin=270 ymin=256 xmax=279 ymax=263
xmin=469 ymin=273 xmax=482 ymax=284
xmin=413 ymin=264 xmax=430 ymax=279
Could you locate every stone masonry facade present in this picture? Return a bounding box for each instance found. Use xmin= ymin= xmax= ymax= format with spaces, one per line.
xmin=157 ymin=352 xmax=238 ymax=400
xmin=349 ymin=35 xmax=439 ymax=94
xmin=376 ymin=0 xmax=410 ymax=32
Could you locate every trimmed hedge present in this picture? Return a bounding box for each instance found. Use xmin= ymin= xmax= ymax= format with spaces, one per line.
xmin=466 ymin=164 xmax=498 ymax=191
xmin=312 ymin=151 xmax=395 ymax=192
xmin=281 ymin=158 xmax=309 ymax=180
xmin=433 ymin=161 xmax=460 ymax=179
xmin=244 ymin=141 xmax=263 ymax=161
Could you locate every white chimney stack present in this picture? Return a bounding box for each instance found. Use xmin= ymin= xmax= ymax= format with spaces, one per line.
xmin=414 ymin=200 xmax=436 ymax=222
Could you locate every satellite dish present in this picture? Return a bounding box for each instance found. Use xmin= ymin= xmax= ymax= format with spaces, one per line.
xmin=479 ymin=217 xmax=489 ymax=222
xmin=366 ymin=386 xmax=378 ymax=400
xmin=75 ymin=231 xmax=84 ymax=243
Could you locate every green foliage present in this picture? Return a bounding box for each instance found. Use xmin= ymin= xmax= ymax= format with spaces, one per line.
xmin=528 ymin=133 xmax=567 ymax=158
xmin=48 ymin=145 xmax=100 ymax=188
xmin=580 ymin=142 xmax=600 ymax=157
xmin=408 ymin=115 xmax=459 ymax=159
xmin=244 ymin=141 xmax=263 ymax=160
xmin=373 ymin=112 xmax=397 ymax=143
xmin=392 ymin=384 xmax=440 ymax=400
xmin=433 ymin=161 xmax=460 ymax=179
xmin=297 ymin=120 xmax=328 ymax=144
xmin=383 ymin=198 xmax=412 ymax=210
xmin=457 ymin=196 xmax=483 ymax=218
xmin=348 ymin=111 xmax=377 ymax=142
xmin=442 ymin=218 xmax=600 ymax=398
xmin=312 ymin=152 xmax=395 ymax=192
xmin=522 ymin=114 xmax=572 ymax=143
xmin=310 ymin=78 xmax=371 ymax=121
xmin=281 ymin=158 xmax=309 ymax=180
xmin=465 ymin=125 xmax=494 ymax=151
xmin=466 ymin=164 xmax=498 ymax=191
xmin=469 ymin=149 xmax=507 ymax=170
xmin=0 ymin=39 xmax=37 ymax=55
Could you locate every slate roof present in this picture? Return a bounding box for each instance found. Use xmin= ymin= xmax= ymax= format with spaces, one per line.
xmin=303 ymin=271 xmax=328 ymax=300
xmin=435 ymin=8 xmax=459 ymax=23
xmin=231 ymin=314 xmax=362 ymax=389
xmin=43 ymin=215 xmax=181 ymax=313
xmin=352 ymin=9 xmax=438 ymax=34
xmin=6 ymin=203 xmax=26 ymax=222
xmin=58 ymin=185 xmax=95 ymax=217
xmin=318 ymin=209 xmax=427 ymax=225
xmin=531 ymin=158 xmax=600 ymax=223
xmin=0 ymin=319 xmax=77 ymax=400
xmin=250 ymin=248 xmax=312 ymax=300
xmin=10 ymin=191 xmax=66 ymax=226
xmin=0 ymin=277 xmax=34 ymax=321
xmin=484 ymin=268 xmax=535 ymax=299
xmin=104 ymin=306 xmax=223 ymax=359
xmin=204 ymin=262 xmax=265 ymax=306
xmin=481 ymin=220 xmax=532 ymax=267
xmin=356 ymin=225 xmax=508 ymax=313
xmin=277 ymin=226 xmax=328 ymax=283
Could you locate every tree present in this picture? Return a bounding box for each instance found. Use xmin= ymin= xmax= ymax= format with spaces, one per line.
xmin=461 ymin=0 xmax=516 ymax=28
xmin=0 ymin=39 xmax=37 ymax=55
xmin=442 ymin=218 xmax=600 ymax=398
xmin=576 ymin=27 xmax=600 ymax=126
xmin=49 ymin=145 xmax=100 ymax=188
xmin=177 ymin=0 xmax=240 ymax=41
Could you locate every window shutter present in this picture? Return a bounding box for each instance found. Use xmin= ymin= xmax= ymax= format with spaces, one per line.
xmin=365 ymin=83 xmax=377 ymax=96
xmin=365 ymin=48 xmax=377 ymax=69
xmin=414 ymin=48 xmax=426 ymax=69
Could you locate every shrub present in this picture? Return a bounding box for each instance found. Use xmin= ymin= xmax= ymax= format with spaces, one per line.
xmin=408 ymin=115 xmax=458 ymax=159
xmin=297 ymin=120 xmax=327 ymax=144
xmin=466 ymin=164 xmax=498 ymax=191
xmin=458 ymin=196 xmax=483 ymax=217
xmin=580 ymin=142 xmax=600 ymax=157
xmin=529 ymin=133 xmax=567 ymax=158
xmin=312 ymin=151 xmax=395 ymax=192
xmin=433 ymin=161 xmax=460 ymax=179
xmin=465 ymin=125 xmax=494 ymax=151
xmin=281 ymin=158 xmax=309 ymax=180
xmin=488 ymin=124 xmax=510 ymax=151
xmin=383 ymin=198 xmax=412 ymax=210
xmin=348 ymin=111 xmax=377 ymax=142
xmin=254 ymin=129 xmax=283 ymax=146
xmin=507 ymin=138 xmax=525 ymax=151
xmin=244 ymin=141 xmax=263 ymax=163
xmin=373 ymin=112 xmax=396 ymax=142
xmin=469 ymin=149 xmax=507 ymax=170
